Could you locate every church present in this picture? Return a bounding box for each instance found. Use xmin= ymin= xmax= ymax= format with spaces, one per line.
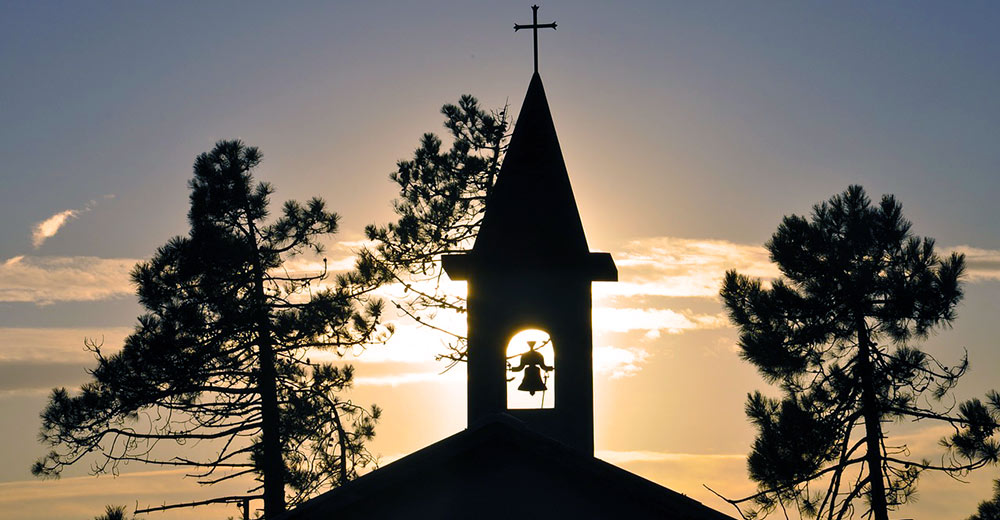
xmin=277 ymin=8 xmax=733 ymax=519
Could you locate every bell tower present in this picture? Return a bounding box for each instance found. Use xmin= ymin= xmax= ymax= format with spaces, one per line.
xmin=442 ymin=70 xmax=617 ymax=455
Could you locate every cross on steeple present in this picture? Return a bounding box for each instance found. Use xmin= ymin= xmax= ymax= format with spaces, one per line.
xmin=514 ymin=5 xmax=557 ymax=74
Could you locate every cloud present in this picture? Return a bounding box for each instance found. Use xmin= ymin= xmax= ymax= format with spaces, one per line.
xmin=952 ymin=245 xmax=1000 ymax=281
xmin=596 ymin=450 xmax=744 ymax=464
xmin=593 ymin=307 xmax=729 ymax=334
xmin=299 ymin=307 xmax=466 ymax=365
xmin=31 ymin=209 xmax=80 ymax=248
xmin=0 ymin=361 xmax=91 ymax=394
xmin=354 ymin=370 xmax=463 ymax=387
xmin=5 ymin=237 xmax=989 ymax=396
xmin=0 ymin=255 xmax=364 ymax=308
xmin=594 ymin=449 xmax=754 ymax=515
xmin=0 ymin=468 xmax=246 ymax=520
xmin=0 ymin=327 xmax=132 ymax=395
xmin=0 ymin=245 xmax=356 ymax=307
xmin=594 ymin=238 xmax=1000 ymax=304
xmin=30 ymin=196 xmax=114 ymax=249
xmin=0 ymin=327 xmax=132 ymax=363
xmin=281 ymin=238 xmax=376 ymax=275
xmin=599 ymin=237 xmax=778 ymax=299
xmin=594 ymin=346 xmax=650 ymax=379
xmin=0 ymin=256 xmax=137 ymax=304
xmin=281 ymin=255 xmax=356 ymax=274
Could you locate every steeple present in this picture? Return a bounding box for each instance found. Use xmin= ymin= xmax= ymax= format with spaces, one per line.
xmin=473 ymin=72 xmax=590 ymax=261
xmin=442 ymin=70 xmax=616 ymax=455
xmin=448 ymin=72 xmax=616 ymax=280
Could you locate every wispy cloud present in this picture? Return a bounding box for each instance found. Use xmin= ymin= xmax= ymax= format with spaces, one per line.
xmin=596 ymin=450 xmax=744 ymax=464
xmin=0 ymin=327 xmax=132 ymax=395
xmin=0 ymin=256 xmax=137 ymax=304
xmin=595 ymin=238 xmax=1000 ymax=303
xmin=0 ymin=327 xmax=132 ymax=363
xmin=594 ymin=346 xmax=650 ymax=379
xmin=32 ymin=209 xmax=80 ymax=248
xmin=600 ymin=237 xmax=778 ymax=299
xmin=0 ymin=361 xmax=92 ymax=395
xmin=30 ymin=195 xmax=114 ymax=249
xmin=0 ymin=245 xmax=358 ymax=306
xmin=4 ymin=237 xmax=992 ymax=394
xmin=594 ymin=448 xmax=754 ymax=515
xmin=354 ymin=370 xmax=463 ymax=387
xmin=594 ymin=307 xmax=729 ymax=334
xmin=281 ymin=256 xmax=357 ymax=275
xmin=0 ymin=468 xmax=246 ymax=520
xmin=952 ymin=245 xmax=1000 ymax=281
xmin=302 ymin=312 xmax=467 ymax=365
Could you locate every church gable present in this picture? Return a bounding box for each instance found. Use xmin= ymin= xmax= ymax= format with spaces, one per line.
xmin=276 ymin=417 xmax=733 ymax=520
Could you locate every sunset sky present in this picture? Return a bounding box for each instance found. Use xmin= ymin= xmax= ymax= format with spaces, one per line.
xmin=1 ymin=2 xmax=999 ymax=519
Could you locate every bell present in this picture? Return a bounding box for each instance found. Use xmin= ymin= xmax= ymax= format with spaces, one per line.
xmin=517 ymin=365 xmax=547 ymax=395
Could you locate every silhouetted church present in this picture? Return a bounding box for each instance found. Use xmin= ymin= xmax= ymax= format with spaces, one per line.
xmin=277 ymin=10 xmax=732 ymax=519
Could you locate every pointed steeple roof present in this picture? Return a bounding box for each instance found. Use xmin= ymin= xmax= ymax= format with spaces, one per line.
xmin=473 ymin=73 xmax=589 ymax=260
xmin=442 ymin=73 xmax=615 ymax=281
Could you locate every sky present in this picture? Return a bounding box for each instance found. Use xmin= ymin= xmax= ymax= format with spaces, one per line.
xmin=1 ymin=1 xmax=999 ymax=518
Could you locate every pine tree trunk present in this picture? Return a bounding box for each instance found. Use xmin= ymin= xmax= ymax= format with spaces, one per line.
xmin=856 ymin=315 xmax=889 ymax=520
xmin=247 ymin=220 xmax=285 ymax=518
xmin=331 ymin=404 xmax=349 ymax=484
xmin=257 ymin=318 xmax=285 ymax=517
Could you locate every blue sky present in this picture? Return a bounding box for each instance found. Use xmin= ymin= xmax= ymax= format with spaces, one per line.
xmin=1 ymin=2 xmax=998 ymax=518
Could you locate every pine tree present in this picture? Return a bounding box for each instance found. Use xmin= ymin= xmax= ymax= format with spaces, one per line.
xmin=363 ymin=95 xmax=509 ymax=366
xmin=719 ymin=185 xmax=999 ymax=520
xmin=93 ymin=505 xmax=130 ymax=520
xmin=34 ymin=140 xmax=386 ymax=518
xmin=969 ymin=479 xmax=1000 ymax=520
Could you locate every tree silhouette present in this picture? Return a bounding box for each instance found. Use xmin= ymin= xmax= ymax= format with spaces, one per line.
xmin=718 ymin=185 xmax=999 ymax=520
xmin=969 ymin=479 xmax=1000 ymax=520
xmin=363 ymin=95 xmax=509 ymax=366
xmin=94 ymin=505 xmax=130 ymax=520
xmin=34 ymin=140 xmax=386 ymax=518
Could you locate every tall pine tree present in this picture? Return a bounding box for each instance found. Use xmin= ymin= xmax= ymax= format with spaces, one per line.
xmin=34 ymin=140 xmax=387 ymax=518
xmin=720 ymin=186 xmax=999 ymax=519
xmin=363 ymin=95 xmax=509 ymax=366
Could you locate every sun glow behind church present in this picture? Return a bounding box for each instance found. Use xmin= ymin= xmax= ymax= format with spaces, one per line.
xmin=2 ymin=2 xmax=1000 ymax=518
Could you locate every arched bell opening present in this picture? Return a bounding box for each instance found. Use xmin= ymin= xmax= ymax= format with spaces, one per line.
xmin=505 ymin=329 xmax=555 ymax=409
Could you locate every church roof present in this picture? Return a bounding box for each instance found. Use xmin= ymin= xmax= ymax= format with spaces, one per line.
xmin=275 ymin=415 xmax=734 ymax=520
xmin=473 ymin=72 xmax=589 ymax=261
